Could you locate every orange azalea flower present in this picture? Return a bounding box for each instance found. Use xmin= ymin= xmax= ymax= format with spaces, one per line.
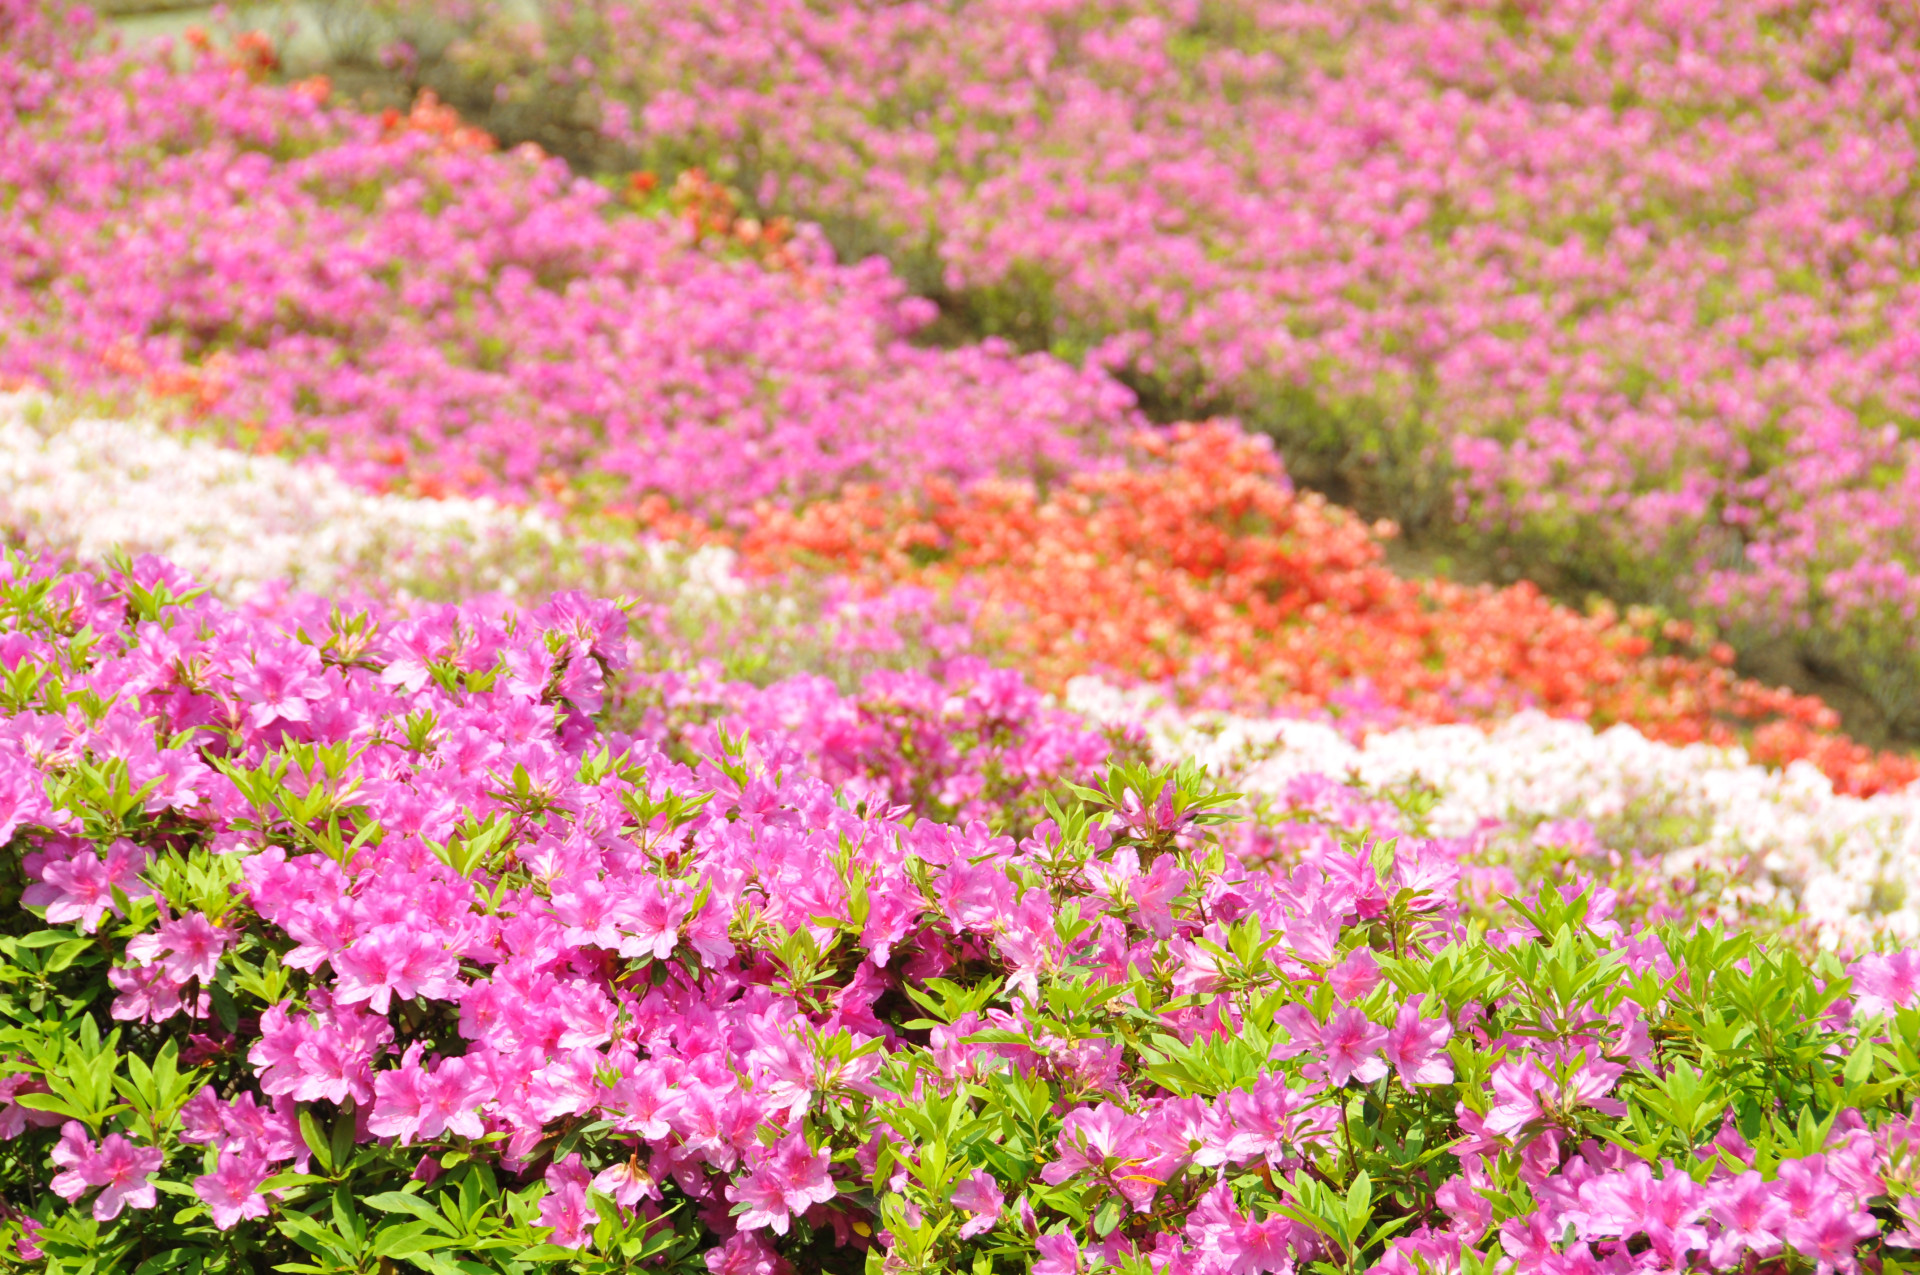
xmin=737 ymin=423 xmax=1919 ymax=797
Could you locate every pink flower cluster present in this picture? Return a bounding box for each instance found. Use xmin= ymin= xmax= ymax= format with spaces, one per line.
xmin=48 ymin=1124 xmax=161 ymax=1222
xmin=713 ymin=656 xmax=1117 ymax=825
xmin=1 ymin=548 xmax=1918 ymax=1270
xmin=9 ymin=3 xmax=1920 ymax=1268
xmin=1484 ymin=1135 xmax=1890 ymax=1274
xmin=0 ymin=548 xmax=1109 ymax=1215
xmin=0 ymin=4 xmax=1131 ymax=519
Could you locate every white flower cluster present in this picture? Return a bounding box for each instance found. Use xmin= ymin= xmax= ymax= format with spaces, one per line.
xmin=0 ymin=394 xmax=942 ymax=689
xmin=1067 ymin=678 xmax=1920 ymax=945
xmin=0 ymin=392 xmax=563 ymax=599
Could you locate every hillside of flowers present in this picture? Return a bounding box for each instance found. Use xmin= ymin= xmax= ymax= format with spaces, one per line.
xmin=0 ymin=13 xmax=1131 ymax=515
xmin=386 ymin=0 xmax=1920 ymax=738
xmin=7 ymin=0 xmax=1920 ymax=1271
xmin=4 ymin=547 xmax=1920 ymax=1275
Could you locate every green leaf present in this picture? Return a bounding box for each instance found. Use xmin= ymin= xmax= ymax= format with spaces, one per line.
xmin=261 ymin=1172 xmax=328 ymax=1193
xmin=364 ymin=1193 xmax=444 ymax=1224
xmin=514 ymin=1244 xmax=589 ymax=1263
xmin=1844 ymin=1036 xmax=1876 ymax=1086
xmin=13 ymin=1091 xmax=81 ymax=1120
xmin=132 ymin=1246 xmax=201 ymax=1275
xmin=330 ymin=1106 xmax=356 ymax=1172
xmin=372 ymin=1220 xmax=450 ymax=1258
xmin=1344 ymin=1170 xmax=1373 ymax=1232
xmin=299 ymin=1107 xmax=332 ymax=1174
xmin=210 ymin=984 xmax=240 ymax=1035
xmin=43 ymin=939 xmax=95 ymax=974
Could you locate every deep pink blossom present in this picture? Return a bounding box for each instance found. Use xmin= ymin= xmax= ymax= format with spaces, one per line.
xmin=1313 ymin=1007 xmax=1389 ymax=1087
xmin=727 ymin=1134 xmax=838 ymax=1235
xmin=333 ymin=925 xmax=463 ymax=1014
xmin=1853 ymin=951 xmax=1920 ymax=1018
xmin=1325 ymin=948 xmax=1382 ymax=1001
xmin=47 ymin=1123 xmax=162 ymax=1221
xmin=194 ymin=1146 xmax=272 ymax=1231
xmin=539 ymin=1153 xmax=594 ymax=1250
xmin=950 ymin=1169 xmax=1003 ymax=1239
xmin=1707 ymin=1171 xmax=1788 ymax=1265
xmin=23 ymin=840 xmax=150 ymax=932
xmin=1382 ymin=998 xmax=1454 ymax=1087
xmin=125 ymin=911 xmax=233 ymax=983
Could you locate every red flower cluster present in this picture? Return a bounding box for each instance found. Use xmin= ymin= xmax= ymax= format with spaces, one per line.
xmin=738 ymin=423 xmax=1919 ymax=795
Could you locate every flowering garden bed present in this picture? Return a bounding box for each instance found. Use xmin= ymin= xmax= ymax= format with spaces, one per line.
xmin=5 ymin=2 xmax=1920 ymax=1272
xmin=6 ymin=554 xmax=1920 ymax=1273
xmin=392 ymin=0 xmax=1920 ymax=737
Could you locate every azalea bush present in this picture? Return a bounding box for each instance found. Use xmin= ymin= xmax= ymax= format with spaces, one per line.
xmin=381 ymin=0 xmax=1920 ymax=734
xmin=11 ymin=382 xmax=1920 ymax=943
xmin=2 ymin=551 xmax=1920 ymax=1275
xmin=1069 ymin=677 xmax=1920 ymax=945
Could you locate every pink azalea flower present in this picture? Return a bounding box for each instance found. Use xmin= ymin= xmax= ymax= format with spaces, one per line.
xmin=1382 ymin=997 xmax=1454 ymax=1087
xmin=995 ymin=888 xmax=1063 ymax=998
xmin=48 ymin=1122 xmax=97 ymax=1202
xmin=727 ymin=1134 xmax=837 ymax=1235
xmin=250 ymin=998 xmax=393 ymax=1107
xmin=1574 ymin=1162 xmax=1705 ymax=1252
xmin=177 ymin=1087 xmax=227 ymax=1145
xmin=124 ymin=912 xmax=235 ymax=984
xmin=1707 ymin=1170 xmax=1787 ymax=1266
xmin=538 ymin=1153 xmax=594 ymax=1250
xmin=14 ymin=1216 xmax=43 ymax=1263
xmin=1041 ymin=1102 xmax=1142 ymax=1183
xmin=420 ymin=1057 xmax=492 ymax=1142
xmin=0 ymin=1072 xmax=59 ymax=1141
xmin=24 ymin=840 xmax=150 ymax=932
xmin=1223 ymin=1071 xmax=1314 ymax=1169
xmin=1219 ymin=1208 xmax=1294 ymax=1273
xmin=220 ymin=1091 xmax=307 ymax=1165
xmin=108 ymin=963 xmax=191 ymax=1024
xmin=333 ymin=924 xmax=463 ymax=1014
xmin=1482 ymin=1059 xmax=1547 ymax=1141
xmin=1086 ymin=849 xmax=1190 ymax=939
xmin=935 ymin=860 xmax=1017 ymax=932
xmin=1436 ymin=1176 xmax=1492 ymax=1242
xmin=1314 ymin=1007 xmax=1388 ymax=1087
xmin=194 ymin=1145 xmax=272 ymax=1230
xmin=1032 ymin=1232 xmax=1082 ymax=1275
xmin=369 ymin=1058 xmax=433 ymax=1146
xmin=704 ymin=1232 xmax=784 ymax=1275
xmin=1786 ymin=1202 xmax=1880 ymax=1275
xmin=605 ymin=1061 xmax=685 ymax=1139
xmin=49 ymin=1123 xmax=163 ymax=1221
xmin=1325 ymin=947 xmax=1382 ymax=1001
xmin=234 ymin=650 xmax=328 ymax=728
xmin=0 ymin=756 xmax=51 ymax=845
xmin=551 ymin=875 xmax=624 ymax=950
xmin=617 ymin=879 xmax=692 ymax=961
xmin=593 ymin=1159 xmax=660 ymax=1208
xmin=950 ymin=1169 xmax=1004 ymax=1239
xmin=527 ymin=1047 xmax=605 ymax=1122
xmin=1853 ymin=951 xmax=1920 ymax=1018
xmin=279 ymin=898 xmax=357 ymax=973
